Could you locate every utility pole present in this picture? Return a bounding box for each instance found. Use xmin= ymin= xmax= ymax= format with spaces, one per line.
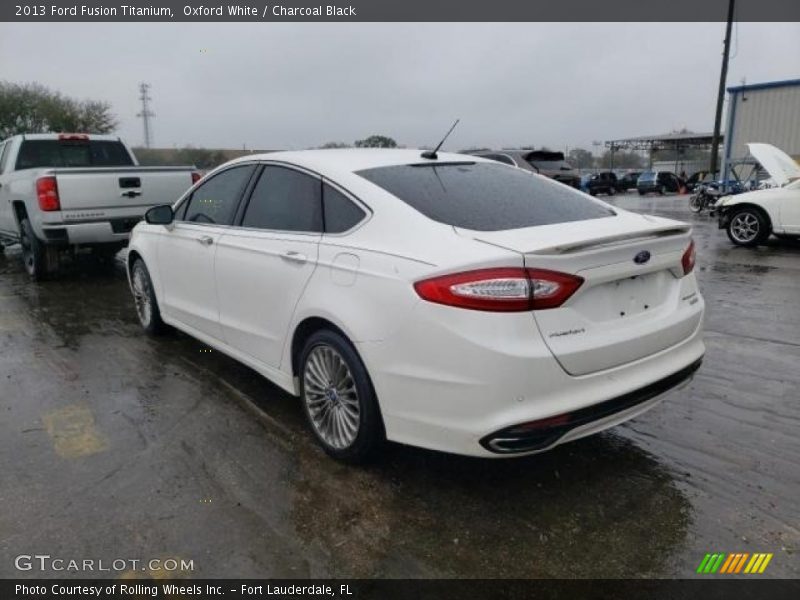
xmin=137 ymin=82 xmax=155 ymax=148
xmin=709 ymin=0 xmax=735 ymax=181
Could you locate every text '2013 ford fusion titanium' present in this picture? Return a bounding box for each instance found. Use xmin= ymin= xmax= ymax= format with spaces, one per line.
xmin=127 ymin=149 xmax=705 ymax=462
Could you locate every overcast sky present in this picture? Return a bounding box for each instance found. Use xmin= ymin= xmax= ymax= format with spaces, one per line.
xmin=1 ymin=22 xmax=798 ymax=151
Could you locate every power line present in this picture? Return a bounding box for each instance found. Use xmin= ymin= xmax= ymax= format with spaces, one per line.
xmin=136 ymin=82 xmax=155 ymax=148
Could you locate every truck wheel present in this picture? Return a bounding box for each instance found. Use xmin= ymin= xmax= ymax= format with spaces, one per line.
xmin=131 ymin=258 xmax=168 ymax=335
xmin=727 ymin=208 xmax=770 ymax=247
xmin=20 ymin=218 xmax=56 ymax=280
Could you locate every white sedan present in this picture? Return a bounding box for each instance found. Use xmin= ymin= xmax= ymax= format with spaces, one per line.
xmin=127 ymin=150 xmax=705 ymax=462
xmin=717 ymin=143 xmax=800 ymax=246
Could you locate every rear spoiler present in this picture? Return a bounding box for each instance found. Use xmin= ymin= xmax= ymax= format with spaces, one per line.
xmin=529 ymin=225 xmax=691 ymax=256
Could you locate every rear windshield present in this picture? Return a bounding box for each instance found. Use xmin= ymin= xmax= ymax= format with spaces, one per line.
xmin=639 ymin=171 xmax=656 ymax=181
xmin=15 ymin=140 xmax=134 ymax=170
xmin=356 ymin=162 xmax=615 ymax=231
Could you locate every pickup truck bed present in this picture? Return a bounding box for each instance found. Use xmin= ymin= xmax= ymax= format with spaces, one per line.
xmin=0 ymin=133 xmax=197 ymax=279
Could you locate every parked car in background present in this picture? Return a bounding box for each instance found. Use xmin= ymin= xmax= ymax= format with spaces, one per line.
xmin=637 ymin=171 xmax=681 ymax=195
xmin=583 ymin=171 xmax=618 ymax=196
xmin=717 ymin=143 xmax=800 ymax=246
xmin=616 ymin=171 xmax=641 ymax=192
xmin=0 ymin=133 xmax=199 ymax=279
xmin=128 ymin=149 xmax=704 ymax=462
xmin=469 ymin=149 xmax=580 ymax=188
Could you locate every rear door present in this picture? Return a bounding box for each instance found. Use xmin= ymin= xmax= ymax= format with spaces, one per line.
xmin=158 ymin=164 xmax=256 ymax=340
xmin=215 ymin=164 xmax=322 ymax=367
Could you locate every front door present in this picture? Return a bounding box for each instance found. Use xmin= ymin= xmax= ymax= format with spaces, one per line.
xmin=778 ymin=185 xmax=800 ymax=234
xmin=158 ymin=164 xmax=256 ymax=340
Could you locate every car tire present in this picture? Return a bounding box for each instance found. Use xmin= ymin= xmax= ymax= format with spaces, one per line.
xmin=726 ymin=208 xmax=770 ymax=247
xmin=298 ymin=329 xmax=384 ymax=463
xmin=131 ymin=258 xmax=168 ymax=335
xmin=638 ymin=189 xmax=645 ymax=196
xmin=608 ymin=186 xmax=616 ymax=195
xmin=658 ymin=185 xmax=666 ymax=195
xmin=20 ymin=218 xmax=57 ymax=280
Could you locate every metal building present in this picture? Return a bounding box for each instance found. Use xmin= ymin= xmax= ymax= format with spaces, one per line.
xmin=722 ymin=78 xmax=800 ymax=183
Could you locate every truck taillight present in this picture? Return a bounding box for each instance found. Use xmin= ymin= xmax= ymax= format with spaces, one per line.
xmin=191 ymin=171 xmax=202 ymax=184
xmin=414 ymin=268 xmax=583 ymax=312
xmin=57 ymin=133 xmax=89 ymax=141
xmin=682 ymin=239 xmax=696 ymax=275
xmin=36 ymin=176 xmax=60 ymax=211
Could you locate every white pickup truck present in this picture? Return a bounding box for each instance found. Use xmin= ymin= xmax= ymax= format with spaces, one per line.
xmin=0 ymin=133 xmax=199 ymax=279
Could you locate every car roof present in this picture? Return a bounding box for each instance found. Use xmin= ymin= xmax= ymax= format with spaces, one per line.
xmin=223 ymin=148 xmax=490 ymax=178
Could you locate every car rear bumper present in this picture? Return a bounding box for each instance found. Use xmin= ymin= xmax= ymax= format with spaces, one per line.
xmin=357 ymin=300 xmax=705 ymax=458
xmin=479 ymin=358 xmax=701 ymax=453
xmin=42 ymin=218 xmax=140 ymax=246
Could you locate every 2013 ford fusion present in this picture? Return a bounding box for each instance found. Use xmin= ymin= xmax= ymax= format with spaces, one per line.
xmin=127 ymin=149 xmax=705 ymax=462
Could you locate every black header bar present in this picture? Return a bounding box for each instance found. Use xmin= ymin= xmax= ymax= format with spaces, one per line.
xmin=4 ymin=0 xmax=800 ymax=22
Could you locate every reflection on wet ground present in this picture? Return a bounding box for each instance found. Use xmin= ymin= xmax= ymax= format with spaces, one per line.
xmin=0 ymin=195 xmax=798 ymax=578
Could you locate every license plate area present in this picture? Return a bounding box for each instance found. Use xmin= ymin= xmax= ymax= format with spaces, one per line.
xmin=572 ymin=270 xmax=673 ymax=322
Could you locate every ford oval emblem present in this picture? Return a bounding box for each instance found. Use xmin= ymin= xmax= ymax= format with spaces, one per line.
xmin=634 ymin=250 xmax=651 ymax=265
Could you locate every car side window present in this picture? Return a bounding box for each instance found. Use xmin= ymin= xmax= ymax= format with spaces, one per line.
xmin=182 ymin=165 xmax=255 ymax=225
xmin=241 ymin=165 xmax=322 ymax=233
xmin=323 ymin=184 xmax=366 ymax=234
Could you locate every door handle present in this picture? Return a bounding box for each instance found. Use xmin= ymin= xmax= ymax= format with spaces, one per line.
xmin=280 ymin=250 xmax=307 ymax=264
xmin=197 ymin=235 xmax=214 ymax=246
xmin=120 ymin=190 xmax=142 ymax=198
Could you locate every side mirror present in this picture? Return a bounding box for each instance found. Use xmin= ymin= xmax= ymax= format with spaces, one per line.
xmin=145 ymin=205 xmax=174 ymax=225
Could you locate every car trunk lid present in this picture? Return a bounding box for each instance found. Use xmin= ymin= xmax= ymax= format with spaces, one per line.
xmin=457 ymin=213 xmax=702 ymax=375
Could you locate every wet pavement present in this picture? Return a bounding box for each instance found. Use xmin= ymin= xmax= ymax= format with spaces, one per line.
xmin=0 ymin=194 xmax=798 ymax=579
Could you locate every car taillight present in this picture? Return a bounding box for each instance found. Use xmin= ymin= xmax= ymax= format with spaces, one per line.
xmin=682 ymin=239 xmax=696 ymax=275
xmin=414 ymin=267 xmax=583 ymax=312
xmin=527 ymin=269 xmax=585 ymax=309
xmin=36 ymin=176 xmax=60 ymax=211
xmin=191 ymin=171 xmax=202 ymax=185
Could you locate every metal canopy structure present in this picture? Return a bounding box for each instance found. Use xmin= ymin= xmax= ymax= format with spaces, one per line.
xmin=605 ymin=131 xmax=720 ymax=152
xmin=603 ymin=131 xmax=721 ymax=171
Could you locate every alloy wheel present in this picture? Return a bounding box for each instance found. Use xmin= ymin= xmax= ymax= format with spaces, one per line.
xmin=131 ymin=265 xmax=153 ymax=327
xmin=730 ymin=212 xmax=760 ymax=244
xmin=303 ymin=344 xmax=360 ymax=450
xmin=20 ymin=228 xmax=36 ymax=276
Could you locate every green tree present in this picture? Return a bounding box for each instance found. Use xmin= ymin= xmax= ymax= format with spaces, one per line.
xmin=319 ymin=141 xmax=350 ymax=149
xmin=567 ymin=148 xmax=595 ymax=169
xmin=354 ymin=135 xmax=397 ymax=148
xmin=0 ymin=81 xmax=117 ymax=139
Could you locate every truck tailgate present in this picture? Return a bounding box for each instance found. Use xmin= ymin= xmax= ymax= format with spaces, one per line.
xmin=53 ymin=167 xmax=194 ymax=212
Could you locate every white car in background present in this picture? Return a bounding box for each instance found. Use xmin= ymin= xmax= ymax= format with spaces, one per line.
xmin=127 ymin=149 xmax=705 ymax=462
xmin=717 ymin=143 xmax=800 ymax=246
